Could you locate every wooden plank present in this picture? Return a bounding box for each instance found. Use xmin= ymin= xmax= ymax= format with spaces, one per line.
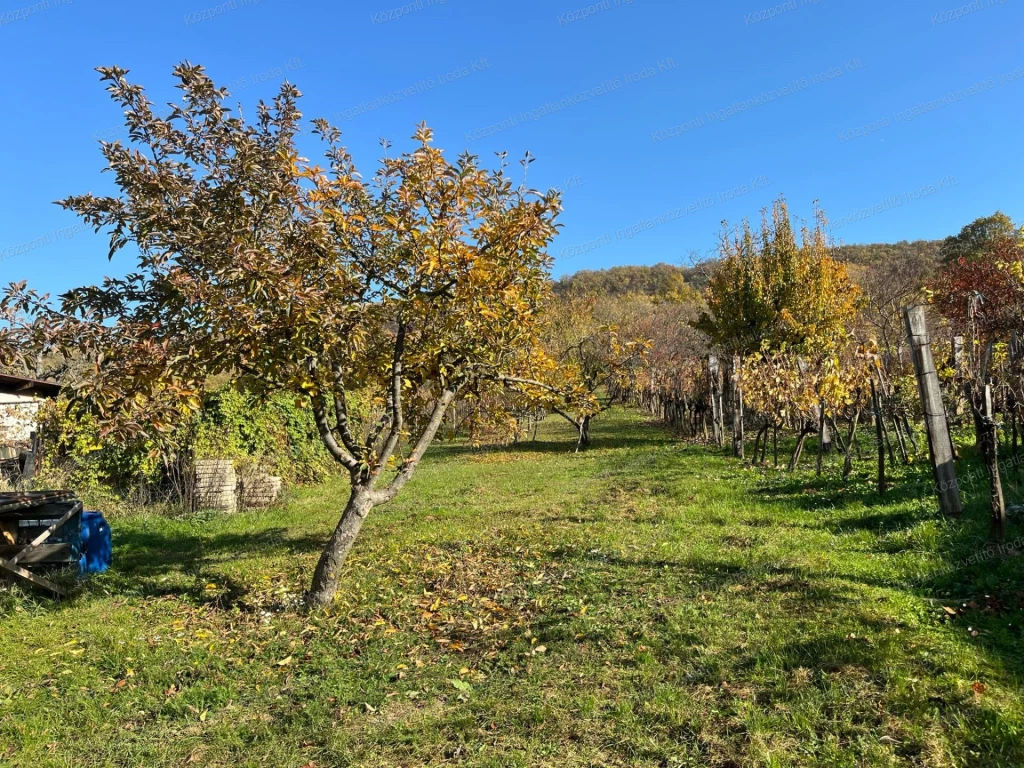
xmin=905 ymin=306 xmax=962 ymax=517
xmin=0 ymin=558 xmax=66 ymax=596
xmin=0 ymin=543 xmax=72 ymax=564
xmin=0 ymin=491 xmax=75 ymax=515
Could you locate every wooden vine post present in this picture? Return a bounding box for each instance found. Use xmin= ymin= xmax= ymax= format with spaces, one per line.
xmin=871 ymin=380 xmax=886 ymax=495
xmin=732 ymin=355 xmax=744 ymax=459
xmin=965 ymin=381 xmax=1007 ymax=540
xmin=982 ymin=385 xmax=1007 ymax=540
xmin=904 ymin=306 xmax=962 ymax=517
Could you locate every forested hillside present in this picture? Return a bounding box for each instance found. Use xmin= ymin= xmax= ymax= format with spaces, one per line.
xmin=554 ymin=213 xmax=1017 ymax=303
xmin=552 ymin=263 xmax=697 ymax=299
xmin=833 ymin=239 xmax=943 ymax=267
xmin=552 ymin=241 xmax=945 ymax=300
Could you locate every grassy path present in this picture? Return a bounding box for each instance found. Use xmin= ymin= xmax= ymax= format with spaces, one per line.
xmin=2 ymin=408 xmax=1024 ymax=767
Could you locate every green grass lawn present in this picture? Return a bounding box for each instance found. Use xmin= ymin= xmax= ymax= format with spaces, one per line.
xmin=3 ymin=408 xmax=1024 ymax=767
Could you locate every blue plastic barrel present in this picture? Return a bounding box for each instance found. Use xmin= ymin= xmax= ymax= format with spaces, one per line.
xmin=78 ymin=511 xmax=112 ymax=575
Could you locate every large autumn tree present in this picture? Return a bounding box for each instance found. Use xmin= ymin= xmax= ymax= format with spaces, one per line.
xmin=697 ymin=198 xmax=861 ymax=357
xmin=492 ymin=293 xmax=649 ymax=450
xmin=3 ymin=64 xmax=564 ymax=608
xmin=696 ymin=199 xmax=865 ymax=467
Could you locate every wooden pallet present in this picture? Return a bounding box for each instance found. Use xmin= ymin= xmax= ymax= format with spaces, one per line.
xmin=0 ymin=493 xmax=80 ymax=596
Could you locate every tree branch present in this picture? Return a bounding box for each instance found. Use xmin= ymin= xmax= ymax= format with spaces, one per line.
xmin=373 ymin=388 xmax=456 ymax=503
xmin=311 ymin=394 xmax=360 ymax=472
xmin=372 ymin=321 xmax=407 ymax=472
xmin=330 ymin=362 xmax=363 ymax=459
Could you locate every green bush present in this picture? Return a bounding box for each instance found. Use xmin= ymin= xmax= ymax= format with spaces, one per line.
xmin=35 ymin=385 xmax=338 ymax=512
xmin=192 ymin=388 xmax=337 ymax=484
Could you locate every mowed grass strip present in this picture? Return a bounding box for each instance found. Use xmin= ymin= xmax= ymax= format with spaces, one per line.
xmin=2 ymin=408 xmax=1024 ymax=767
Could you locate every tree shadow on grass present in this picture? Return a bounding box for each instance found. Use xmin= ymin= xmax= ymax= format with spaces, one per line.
xmin=746 ymin=458 xmax=1024 ymax=695
xmin=545 ymin=546 xmax=859 ymax=610
xmin=113 ymin=526 xmax=325 ymax=577
xmin=750 ymin=469 xmax=936 ymax=514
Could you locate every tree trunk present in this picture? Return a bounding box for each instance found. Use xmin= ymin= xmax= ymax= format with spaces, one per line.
xmin=843 ymin=410 xmax=860 ymax=480
xmin=891 ymin=414 xmax=909 ymax=465
xmin=306 ymin=486 xmax=375 ymax=609
xmin=876 ymin=393 xmax=897 ymax=467
xmin=902 ymin=414 xmax=919 ymax=453
xmin=816 ymin=401 xmax=827 ymax=476
xmin=828 ymin=414 xmax=848 ymax=475
xmin=753 ymin=424 xmax=768 ymax=464
xmin=578 ymin=415 xmax=592 ymax=451
xmin=789 ymin=424 xmax=813 ymax=471
xmin=967 ymin=384 xmax=1007 ymax=541
xmin=1012 ymin=406 xmax=1019 ymax=465
xmin=732 ymin=355 xmax=744 ymax=459
xmin=982 ymin=387 xmax=1007 ymax=541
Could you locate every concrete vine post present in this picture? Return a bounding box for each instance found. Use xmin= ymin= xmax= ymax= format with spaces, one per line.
xmin=904 ymin=306 xmax=962 ymax=517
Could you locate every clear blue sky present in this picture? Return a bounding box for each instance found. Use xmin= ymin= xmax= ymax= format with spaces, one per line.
xmin=2 ymin=0 xmax=1022 ymax=298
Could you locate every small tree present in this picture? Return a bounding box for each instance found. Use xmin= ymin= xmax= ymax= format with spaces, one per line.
xmin=7 ymin=64 xmax=564 ymax=608
xmin=498 ymin=294 xmax=648 ymax=449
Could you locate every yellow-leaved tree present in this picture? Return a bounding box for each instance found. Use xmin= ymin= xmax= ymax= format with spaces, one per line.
xmin=2 ymin=64 xmax=575 ymax=608
xmin=697 ymin=198 xmax=865 ymax=469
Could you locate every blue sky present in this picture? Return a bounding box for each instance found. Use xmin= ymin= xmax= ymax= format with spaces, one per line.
xmin=1 ymin=0 xmax=1022 ymax=298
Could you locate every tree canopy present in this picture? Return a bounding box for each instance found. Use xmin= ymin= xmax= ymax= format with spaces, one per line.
xmin=696 ymin=198 xmax=861 ymax=356
xmin=939 ymin=211 xmax=1018 ymax=263
xmin=1 ymin=63 xmax=567 ymax=607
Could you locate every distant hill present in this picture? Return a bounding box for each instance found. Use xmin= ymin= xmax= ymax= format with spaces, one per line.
xmin=553 ymin=241 xmax=945 ymax=300
xmin=832 ymin=240 xmax=943 ymax=267
xmin=553 ymin=263 xmax=695 ymax=299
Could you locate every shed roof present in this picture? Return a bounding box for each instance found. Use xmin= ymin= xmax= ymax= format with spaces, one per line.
xmin=0 ymin=373 xmax=62 ymax=398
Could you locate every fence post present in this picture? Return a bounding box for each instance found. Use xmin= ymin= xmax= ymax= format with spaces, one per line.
xmin=904 ymin=306 xmax=962 ymax=517
xmin=709 ymin=356 xmax=724 ymax=448
xmin=732 ymin=355 xmax=744 ymax=458
xmin=976 ymin=384 xmax=1007 ymax=540
xmin=871 ymin=381 xmax=886 ymax=495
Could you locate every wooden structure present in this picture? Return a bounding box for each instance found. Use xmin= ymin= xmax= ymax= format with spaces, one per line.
xmin=0 ymin=491 xmax=82 ymax=596
xmin=0 ymin=373 xmax=61 ymax=483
